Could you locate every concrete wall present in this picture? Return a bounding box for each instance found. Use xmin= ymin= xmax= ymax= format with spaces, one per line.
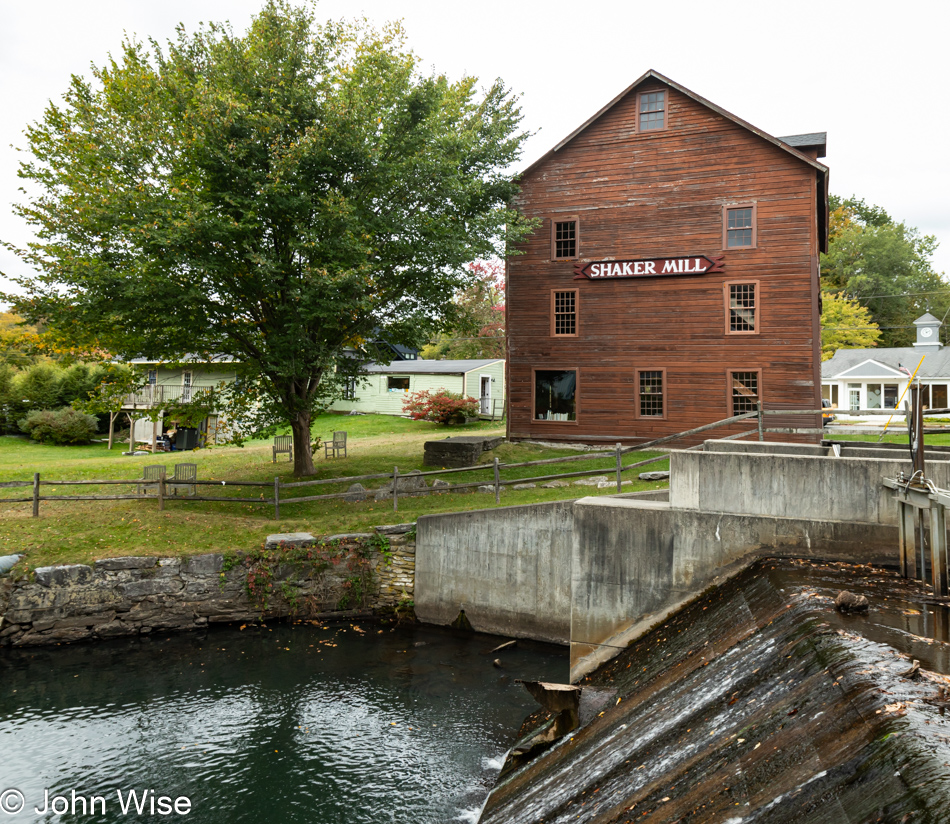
xmin=703 ymin=439 xmax=829 ymax=457
xmin=569 ymin=497 xmax=896 ymax=679
xmin=415 ymin=501 xmax=574 ymax=644
xmin=670 ymin=449 xmax=950 ymax=526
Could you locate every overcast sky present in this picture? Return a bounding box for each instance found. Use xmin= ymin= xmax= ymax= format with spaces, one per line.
xmin=2 ymin=0 xmax=949 ymax=305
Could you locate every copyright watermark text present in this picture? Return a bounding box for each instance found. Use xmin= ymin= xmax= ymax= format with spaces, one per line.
xmin=0 ymin=788 xmax=191 ymax=816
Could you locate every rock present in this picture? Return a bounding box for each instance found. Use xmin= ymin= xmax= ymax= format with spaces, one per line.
xmin=374 ymin=524 xmax=416 ymax=535
xmin=34 ymin=564 xmax=94 ymax=587
xmin=324 ymin=533 xmax=373 ymax=543
xmin=573 ymin=476 xmax=609 ymax=487
xmin=834 ymin=590 xmax=869 ymax=614
xmin=513 ymin=483 xmax=537 ymax=490
xmin=94 ymin=556 xmax=158 ymax=571
xmin=478 ymin=485 xmax=498 ymax=494
xmin=344 ymin=483 xmax=367 ymax=502
xmin=493 ymin=658 xmax=503 ymax=668
xmin=374 ymin=487 xmax=392 ymax=501
xmin=639 ymin=471 xmax=670 ymax=481
xmin=597 ymin=480 xmax=633 ymax=489
xmin=53 ymin=611 xmax=116 ymax=629
xmin=431 ymin=479 xmax=451 ymax=492
xmin=183 ymin=554 xmax=224 ymax=575
xmin=264 ymin=533 xmax=315 ymax=550
xmin=541 ymin=480 xmax=571 ymax=489
xmin=0 ymin=554 xmax=22 ymax=574
xmin=423 ymin=436 xmax=503 ymax=468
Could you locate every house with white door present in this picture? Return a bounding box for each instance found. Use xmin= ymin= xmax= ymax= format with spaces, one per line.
xmin=331 ymin=359 xmax=506 ymax=419
xmin=822 ymin=313 xmax=950 ymax=415
xmin=122 ymin=355 xmax=238 ymax=446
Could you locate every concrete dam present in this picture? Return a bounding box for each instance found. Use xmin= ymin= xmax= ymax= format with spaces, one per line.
xmin=413 ymin=439 xmax=950 ymax=822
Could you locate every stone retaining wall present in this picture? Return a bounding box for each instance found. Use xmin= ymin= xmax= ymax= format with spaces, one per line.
xmin=0 ymin=527 xmax=415 ymax=648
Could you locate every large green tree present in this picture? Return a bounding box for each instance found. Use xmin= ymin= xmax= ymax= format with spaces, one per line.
xmin=821 ymin=196 xmax=947 ymax=348
xmin=2 ymin=2 xmax=531 ymax=474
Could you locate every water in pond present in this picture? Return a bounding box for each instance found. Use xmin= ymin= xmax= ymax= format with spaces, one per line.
xmin=0 ymin=620 xmax=566 ymax=823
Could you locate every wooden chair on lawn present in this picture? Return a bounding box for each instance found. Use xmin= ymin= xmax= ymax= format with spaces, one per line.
xmin=273 ymin=435 xmax=293 ymax=463
xmin=168 ymin=463 xmax=197 ymax=496
xmin=138 ymin=464 xmax=166 ymax=496
xmin=325 ymin=431 xmax=347 ymax=459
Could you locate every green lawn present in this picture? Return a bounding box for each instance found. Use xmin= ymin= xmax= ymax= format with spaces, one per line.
xmin=0 ymin=413 xmax=668 ymax=569
xmin=825 ymin=431 xmax=950 ymax=446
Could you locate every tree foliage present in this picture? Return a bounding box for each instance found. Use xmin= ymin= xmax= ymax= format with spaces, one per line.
xmin=420 ymin=259 xmax=505 ymax=360
xmin=2 ymin=2 xmax=531 ymax=474
xmin=821 ymin=196 xmax=947 ymax=349
xmin=820 ymin=293 xmax=882 ymax=360
xmin=0 ymin=359 xmax=131 ymax=434
xmin=19 ymin=408 xmax=100 ymax=445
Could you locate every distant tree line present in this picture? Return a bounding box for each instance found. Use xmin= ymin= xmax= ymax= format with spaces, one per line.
xmin=820 ymin=196 xmax=946 ymax=356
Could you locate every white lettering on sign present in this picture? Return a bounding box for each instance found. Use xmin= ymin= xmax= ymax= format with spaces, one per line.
xmin=573 ymin=255 xmax=725 ymax=280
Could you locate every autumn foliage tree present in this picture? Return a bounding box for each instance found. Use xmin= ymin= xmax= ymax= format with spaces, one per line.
xmin=821 ymin=196 xmax=947 ymax=348
xmin=1 ymin=2 xmax=531 ymax=474
xmin=421 ymin=259 xmax=505 ymax=360
xmin=820 ymin=293 xmax=882 ymax=360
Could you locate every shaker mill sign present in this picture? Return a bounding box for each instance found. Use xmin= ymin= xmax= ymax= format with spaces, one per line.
xmin=573 ymin=255 xmax=725 ymax=280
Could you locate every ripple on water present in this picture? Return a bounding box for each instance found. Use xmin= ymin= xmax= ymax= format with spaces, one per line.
xmin=0 ymin=622 xmax=566 ymax=823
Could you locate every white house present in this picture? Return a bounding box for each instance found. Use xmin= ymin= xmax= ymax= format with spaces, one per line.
xmin=331 ymin=359 xmax=506 ymax=418
xmin=822 ymin=313 xmax=950 ymax=414
xmin=123 ymin=355 xmax=238 ymax=447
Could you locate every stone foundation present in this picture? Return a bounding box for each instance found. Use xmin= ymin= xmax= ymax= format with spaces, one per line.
xmin=0 ymin=525 xmax=415 ymax=648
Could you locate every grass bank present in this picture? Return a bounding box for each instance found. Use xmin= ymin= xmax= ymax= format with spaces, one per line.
xmin=0 ymin=413 xmax=669 ymax=569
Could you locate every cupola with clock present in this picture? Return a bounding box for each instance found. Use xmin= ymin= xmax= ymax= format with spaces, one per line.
xmin=913 ymin=312 xmax=943 ymax=350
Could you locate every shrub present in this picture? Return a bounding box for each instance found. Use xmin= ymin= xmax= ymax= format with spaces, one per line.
xmin=402 ymin=389 xmax=479 ymax=424
xmin=18 ymin=408 xmax=99 ymax=445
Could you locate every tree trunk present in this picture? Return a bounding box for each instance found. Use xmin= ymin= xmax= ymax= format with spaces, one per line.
xmin=108 ymin=411 xmax=116 ymax=450
xmin=291 ymin=410 xmax=315 ymax=476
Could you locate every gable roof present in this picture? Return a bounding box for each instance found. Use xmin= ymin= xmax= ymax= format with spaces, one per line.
xmin=520 ymin=69 xmax=830 ymax=251
xmin=823 ymin=347 xmax=950 ymax=380
xmin=362 ymin=359 xmax=504 ymax=375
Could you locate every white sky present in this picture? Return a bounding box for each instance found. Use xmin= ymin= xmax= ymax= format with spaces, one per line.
xmin=2 ymin=0 xmax=949 ymax=305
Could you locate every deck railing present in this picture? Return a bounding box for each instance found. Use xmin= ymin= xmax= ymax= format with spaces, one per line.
xmin=121 ymin=384 xmax=215 ymax=407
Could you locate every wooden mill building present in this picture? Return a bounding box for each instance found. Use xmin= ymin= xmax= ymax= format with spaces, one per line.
xmin=506 ymin=69 xmax=828 ymax=445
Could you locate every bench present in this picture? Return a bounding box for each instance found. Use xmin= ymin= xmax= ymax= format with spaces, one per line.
xmin=137 ymin=464 xmax=166 ymax=496
xmin=167 ymin=463 xmax=197 ymax=496
xmin=273 ymin=435 xmax=293 ymax=463
xmin=325 ymin=431 xmax=347 ymax=458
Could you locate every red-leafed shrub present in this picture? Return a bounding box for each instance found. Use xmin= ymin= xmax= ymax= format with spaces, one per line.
xmin=402 ymin=389 xmax=479 ymax=424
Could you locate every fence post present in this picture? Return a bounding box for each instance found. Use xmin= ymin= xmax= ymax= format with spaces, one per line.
xmin=757 ymin=401 xmax=765 ymax=441
xmin=616 ymin=443 xmax=623 ymax=492
xmin=494 ymin=457 xmax=501 ymax=504
xmin=158 ymin=470 xmax=165 ymax=512
xmin=274 ymin=476 xmax=281 ymax=520
xmin=32 ymin=472 xmax=40 ymax=518
xmin=393 ymin=466 xmax=399 ymax=512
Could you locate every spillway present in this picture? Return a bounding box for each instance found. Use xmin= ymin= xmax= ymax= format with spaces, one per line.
xmin=481 ymin=559 xmax=950 ymax=823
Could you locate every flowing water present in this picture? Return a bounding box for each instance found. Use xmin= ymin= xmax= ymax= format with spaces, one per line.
xmin=0 ymin=620 xmax=566 ymax=823
xmin=482 ymin=559 xmax=950 ymax=823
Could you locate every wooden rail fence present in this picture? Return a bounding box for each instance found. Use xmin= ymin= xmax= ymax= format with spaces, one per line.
xmin=0 ymin=405 xmax=901 ymax=521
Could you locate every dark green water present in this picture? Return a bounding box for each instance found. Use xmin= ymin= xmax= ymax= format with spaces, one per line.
xmin=0 ymin=621 xmax=566 ymax=823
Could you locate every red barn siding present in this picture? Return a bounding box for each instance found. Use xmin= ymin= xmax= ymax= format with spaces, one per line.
xmin=506 ymin=77 xmax=825 ymax=444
